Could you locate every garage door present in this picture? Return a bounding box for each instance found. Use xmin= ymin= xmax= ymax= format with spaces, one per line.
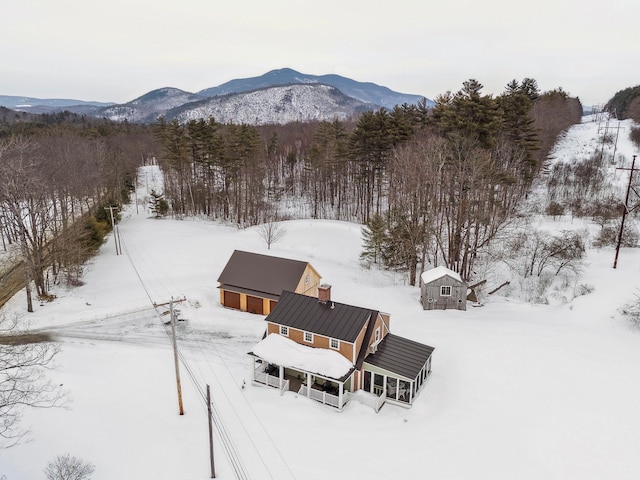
xmin=247 ymin=295 xmax=264 ymax=314
xmin=223 ymin=291 xmax=241 ymax=310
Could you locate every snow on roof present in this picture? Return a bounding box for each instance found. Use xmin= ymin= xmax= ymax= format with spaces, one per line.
xmin=421 ymin=265 xmax=463 ymax=284
xmin=252 ymin=333 xmax=353 ymax=380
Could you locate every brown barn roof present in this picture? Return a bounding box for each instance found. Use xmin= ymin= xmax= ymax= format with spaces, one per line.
xmin=265 ymin=291 xmax=375 ymax=343
xmin=364 ymin=334 xmax=434 ymax=380
xmin=217 ymin=250 xmax=318 ymax=298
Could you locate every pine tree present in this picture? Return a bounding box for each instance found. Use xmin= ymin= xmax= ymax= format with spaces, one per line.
xmin=429 ymin=80 xmax=502 ymax=148
xmin=360 ymin=213 xmax=387 ymax=264
xmin=149 ymin=189 xmax=169 ymax=218
xmin=497 ymin=79 xmax=540 ymax=179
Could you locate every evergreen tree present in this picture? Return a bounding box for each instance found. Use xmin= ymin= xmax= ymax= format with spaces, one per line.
xmin=497 ymin=79 xmax=540 ymax=179
xmin=149 ymin=189 xmax=169 ymax=218
xmin=360 ymin=213 xmax=387 ymax=264
xmin=429 ymin=79 xmax=502 ymax=148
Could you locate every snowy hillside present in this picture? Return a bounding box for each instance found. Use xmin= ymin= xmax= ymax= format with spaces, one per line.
xmin=198 ymin=67 xmax=428 ymax=110
xmin=99 ymin=87 xmax=205 ymax=123
xmin=2 ymin=116 xmax=640 ymax=480
xmin=169 ymin=84 xmax=371 ymax=125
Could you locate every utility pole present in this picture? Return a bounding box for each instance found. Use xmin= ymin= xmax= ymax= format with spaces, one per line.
xmin=614 ymin=155 xmax=640 ymax=268
xmin=170 ymin=298 xmax=185 ymax=415
xmin=154 ymin=297 xmax=187 ymax=415
xmin=135 ymin=171 xmax=139 ymax=215
xmin=207 ymin=384 xmax=216 ymax=478
xmin=105 ymin=206 xmax=121 ymax=255
xmin=611 ymin=122 xmax=624 ymax=164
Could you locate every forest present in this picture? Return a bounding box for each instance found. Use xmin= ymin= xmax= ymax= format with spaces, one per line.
xmin=0 ymin=78 xmax=587 ymax=311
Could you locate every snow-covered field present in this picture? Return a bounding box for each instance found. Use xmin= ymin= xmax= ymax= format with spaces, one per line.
xmin=2 ymin=115 xmax=640 ymax=480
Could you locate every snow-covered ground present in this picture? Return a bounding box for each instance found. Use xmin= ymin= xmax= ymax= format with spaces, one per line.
xmin=2 ymin=116 xmax=640 ymax=480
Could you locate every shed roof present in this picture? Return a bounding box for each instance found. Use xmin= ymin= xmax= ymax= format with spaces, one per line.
xmin=364 ymin=334 xmax=434 ymax=380
xmin=265 ymin=291 xmax=375 ymax=343
xmin=217 ymin=250 xmax=319 ymax=297
xmin=421 ymin=266 xmax=463 ymax=285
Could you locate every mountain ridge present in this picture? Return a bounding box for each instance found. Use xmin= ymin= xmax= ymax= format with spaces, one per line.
xmin=0 ymin=68 xmax=431 ymax=125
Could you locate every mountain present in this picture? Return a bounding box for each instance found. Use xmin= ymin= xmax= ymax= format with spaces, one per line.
xmin=98 ymin=87 xmax=205 ymax=123
xmin=198 ymin=68 xmax=428 ymax=110
xmin=165 ymin=84 xmax=371 ymax=125
xmin=0 ymin=95 xmax=112 ymax=113
xmin=0 ymin=68 xmax=431 ymax=125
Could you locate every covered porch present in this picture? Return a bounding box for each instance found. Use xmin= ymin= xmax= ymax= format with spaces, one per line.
xmin=251 ymin=357 xmax=352 ymax=409
xmin=249 ymin=333 xmax=355 ymax=410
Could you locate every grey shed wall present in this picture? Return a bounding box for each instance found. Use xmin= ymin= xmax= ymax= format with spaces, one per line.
xmin=421 ymin=275 xmax=467 ymax=311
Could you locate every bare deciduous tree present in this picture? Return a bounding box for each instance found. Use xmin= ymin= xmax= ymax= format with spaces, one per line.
xmin=258 ymin=218 xmax=287 ymax=250
xmin=0 ymin=313 xmax=63 ymax=447
xmin=44 ymin=454 xmax=95 ymax=480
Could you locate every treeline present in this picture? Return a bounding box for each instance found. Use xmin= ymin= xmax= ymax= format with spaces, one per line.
xmin=0 ymin=78 xmax=583 ymax=308
xmin=605 ymin=85 xmax=640 ymax=122
xmin=0 ymin=114 xmax=156 ymax=311
xmin=156 ymin=79 xmax=582 ymax=284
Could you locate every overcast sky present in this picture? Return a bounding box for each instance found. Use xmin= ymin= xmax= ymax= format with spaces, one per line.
xmin=2 ymin=0 xmax=638 ymax=107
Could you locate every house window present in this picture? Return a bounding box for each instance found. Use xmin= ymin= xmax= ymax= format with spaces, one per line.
xmin=440 ymin=285 xmax=452 ymax=296
xmin=374 ymin=327 xmax=380 ymax=343
xmin=304 ymin=331 xmax=313 ymax=343
xmin=305 ymin=275 xmax=310 ymax=285
xmin=280 ymin=325 xmax=289 ymax=336
xmin=330 ymin=338 xmax=339 ymax=350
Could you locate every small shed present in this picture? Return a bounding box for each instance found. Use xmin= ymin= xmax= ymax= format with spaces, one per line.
xmin=420 ymin=266 xmax=467 ymax=311
xmin=217 ymin=250 xmax=321 ymax=315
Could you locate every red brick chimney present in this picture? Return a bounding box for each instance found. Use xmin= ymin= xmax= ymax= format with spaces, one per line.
xmin=318 ymin=284 xmax=331 ymax=303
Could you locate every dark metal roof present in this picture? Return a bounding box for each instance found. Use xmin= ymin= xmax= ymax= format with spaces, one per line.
xmin=265 ymin=291 xmax=374 ymax=343
xmin=364 ymin=334 xmax=434 ymax=380
xmin=217 ymin=250 xmax=315 ymax=298
xmin=217 ymin=284 xmax=280 ymax=301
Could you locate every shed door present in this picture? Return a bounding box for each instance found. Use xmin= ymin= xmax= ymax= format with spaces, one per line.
xmin=247 ymin=295 xmax=264 ymax=314
xmin=223 ymin=291 xmax=241 ymax=310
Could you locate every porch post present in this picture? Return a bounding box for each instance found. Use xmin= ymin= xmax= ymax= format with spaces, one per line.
xmin=306 ymin=373 xmax=312 ymax=397
xmin=279 ymin=365 xmax=284 ymax=389
xmin=339 ymin=382 xmax=344 ymax=408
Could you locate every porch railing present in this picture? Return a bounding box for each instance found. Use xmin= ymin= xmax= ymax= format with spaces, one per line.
xmin=253 ymin=369 xmax=283 ymax=389
xmin=345 ymin=390 xmax=386 ymax=413
xmin=280 ymin=379 xmax=289 ymax=395
xmin=297 ymin=385 xmax=342 ymax=409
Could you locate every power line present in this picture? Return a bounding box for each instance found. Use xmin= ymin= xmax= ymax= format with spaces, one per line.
xmin=194 ymin=343 xmax=297 ymax=480
xmin=119 ymin=230 xmax=252 ymax=480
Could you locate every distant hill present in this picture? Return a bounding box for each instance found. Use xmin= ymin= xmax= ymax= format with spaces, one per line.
xmin=98 ymin=87 xmax=205 ymax=123
xmin=198 ymin=68 xmax=428 ymax=111
xmin=165 ymin=84 xmax=371 ymax=125
xmin=0 ymin=95 xmax=112 ymax=113
xmin=1 ymin=68 xmax=431 ymax=125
